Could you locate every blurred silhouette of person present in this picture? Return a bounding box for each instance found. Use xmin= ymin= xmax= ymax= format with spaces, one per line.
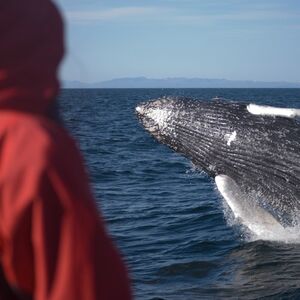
xmin=0 ymin=0 xmax=132 ymax=299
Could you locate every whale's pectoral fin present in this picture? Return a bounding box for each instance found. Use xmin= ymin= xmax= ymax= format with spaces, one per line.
xmin=215 ymin=175 xmax=284 ymax=234
xmin=247 ymin=104 xmax=300 ymax=119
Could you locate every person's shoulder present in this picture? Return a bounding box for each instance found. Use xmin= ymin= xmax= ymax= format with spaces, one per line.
xmin=0 ymin=111 xmax=77 ymax=169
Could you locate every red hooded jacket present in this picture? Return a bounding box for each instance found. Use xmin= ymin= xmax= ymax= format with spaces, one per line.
xmin=0 ymin=1 xmax=132 ymax=299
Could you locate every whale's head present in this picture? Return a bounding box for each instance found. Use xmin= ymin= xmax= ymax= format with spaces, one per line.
xmin=136 ymin=97 xmax=300 ymax=229
xmin=136 ymin=97 xmax=245 ymax=176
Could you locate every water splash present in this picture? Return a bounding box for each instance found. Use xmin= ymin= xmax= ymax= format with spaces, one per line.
xmin=220 ymin=192 xmax=300 ymax=244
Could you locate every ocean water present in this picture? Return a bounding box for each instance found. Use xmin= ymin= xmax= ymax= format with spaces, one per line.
xmin=59 ymin=89 xmax=300 ymax=300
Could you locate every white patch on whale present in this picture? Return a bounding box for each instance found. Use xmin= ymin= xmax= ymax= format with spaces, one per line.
xmin=146 ymin=108 xmax=172 ymax=131
xmin=135 ymin=105 xmax=144 ymax=114
xmin=225 ymin=131 xmax=237 ymax=146
xmin=247 ymin=104 xmax=300 ymax=118
xmin=215 ymin=175 xmax=285 ymax=237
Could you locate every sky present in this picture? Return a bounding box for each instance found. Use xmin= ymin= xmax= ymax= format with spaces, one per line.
xmin=53 ymin=0 xmax=300 ymax=83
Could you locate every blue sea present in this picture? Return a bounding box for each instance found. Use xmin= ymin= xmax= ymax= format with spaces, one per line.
xmin=59 ymin=89 xmax=300 ymax=300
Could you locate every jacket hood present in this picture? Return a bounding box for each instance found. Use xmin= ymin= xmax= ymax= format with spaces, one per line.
xmin=0 ymin=0 xmax=64 ymax=114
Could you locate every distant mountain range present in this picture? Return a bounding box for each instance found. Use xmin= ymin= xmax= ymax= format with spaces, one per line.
xmin=63 ymin=77 xmax=300 ymax=89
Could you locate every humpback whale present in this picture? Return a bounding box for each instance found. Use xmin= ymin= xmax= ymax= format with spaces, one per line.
xmin=136 ymin=98 xmax=300 ymax=235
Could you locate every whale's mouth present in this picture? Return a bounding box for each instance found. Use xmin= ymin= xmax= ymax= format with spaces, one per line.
xmin=135 ymin=103 xmax=161 ymax=138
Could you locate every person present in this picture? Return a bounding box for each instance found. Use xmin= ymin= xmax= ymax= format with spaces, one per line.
xmin=0 ymin=0 xmax=132 ymax=299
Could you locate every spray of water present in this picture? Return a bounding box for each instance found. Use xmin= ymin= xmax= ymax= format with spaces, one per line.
xmin=218 ymin=184 xmax=300 ymax=244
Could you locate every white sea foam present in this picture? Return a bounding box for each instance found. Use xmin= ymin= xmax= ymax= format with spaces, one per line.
xmin=222 ymin=199 xmax=300 ymax=244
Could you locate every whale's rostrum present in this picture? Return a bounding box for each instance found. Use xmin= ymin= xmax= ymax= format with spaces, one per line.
xmin=136 ymin=97 xmax=300 ymax=235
